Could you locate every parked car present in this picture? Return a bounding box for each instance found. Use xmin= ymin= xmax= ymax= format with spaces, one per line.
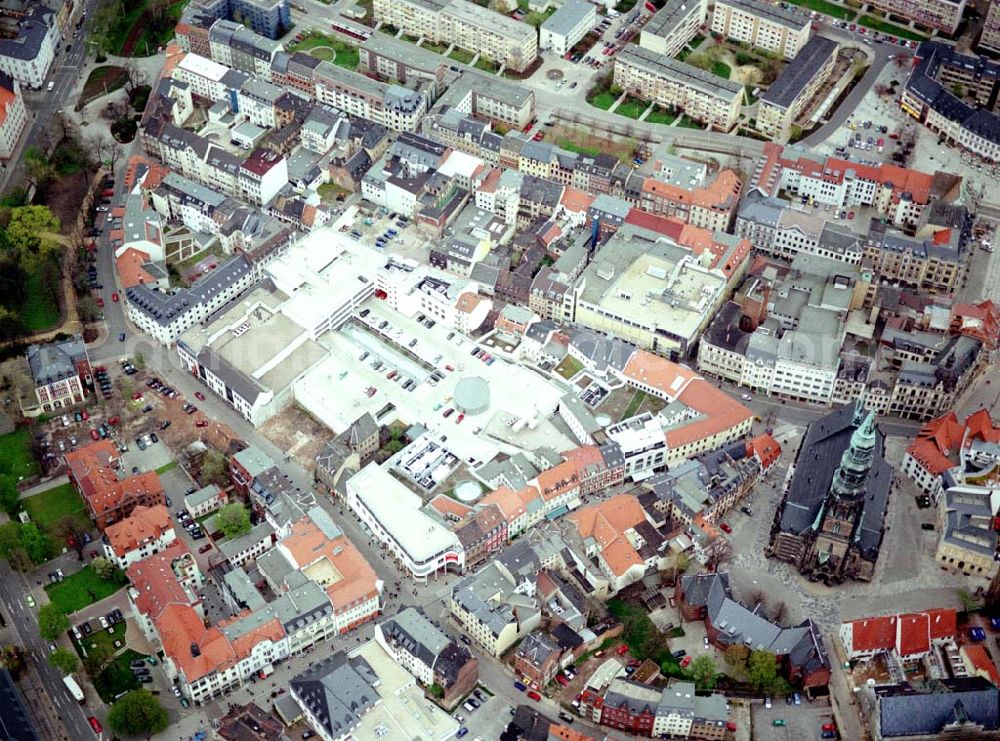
xmin=526 ymin=690 xmax=541 ymax=701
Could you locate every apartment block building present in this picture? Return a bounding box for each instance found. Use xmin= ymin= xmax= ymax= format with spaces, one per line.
xmin=981 ymin=1 xmax=1000 ymax=54
xmin=756 ymin=36 xmax=838 ymax=141
xmin=312 ymin=61 xmax=427 ymax=132
xmin=902 ymin=42 xmax=1000 ymax=165
xmin=614 ymin=47 xmax=743 ymax=131
xmin=372 ymin=0 xmax=538 ymax=72
xmin=639 ymin=0 xmax=708 ymax=58
xmin=711 ymin=0 xmax=810 ymax=60
xmin=431 ymin=69 xmax=536 ymax=129
xmin=750 ymin=142 xmax=957 ymax=228
xmin=540 ymin=0 xmax=597 ymax=56
xmin=182 ymin=0 xmax=291 ymax=40
xmin=866 ymin=0 xmax=965 ymax=34
xmin=102 ymin=505 xmax=176 ymax=570
xmin=0 ymin=6 xmax=58 ymax=90
xmin=0 ymin=73 xmax=27 ymax=158
xmin=357 ymin=33 xmax=448 ymax=96
xmin=124 ymin=255 xmax=255 ymax=345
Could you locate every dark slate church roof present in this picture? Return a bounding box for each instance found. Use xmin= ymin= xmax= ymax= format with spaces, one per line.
xmin=877 ymin=678 xmax=1000 ymax=738
xmin=777 ymin=402 xmax=892 ymax=558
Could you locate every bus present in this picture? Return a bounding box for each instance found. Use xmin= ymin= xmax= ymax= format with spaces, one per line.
xmin=63 ymin=674 xmax=85 ymax=704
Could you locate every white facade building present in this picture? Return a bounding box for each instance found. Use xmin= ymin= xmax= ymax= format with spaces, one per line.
xmin=345 ymin=464 xmax=464 ymax=582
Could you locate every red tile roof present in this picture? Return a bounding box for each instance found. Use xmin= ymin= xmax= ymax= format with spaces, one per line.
xmin=845 ymin=608 xmax=957 ymax=657
xmin=568 ymin=494 xmax=647 ymax=576
xmin=906 ymin=411 xmax=1000 ymax=477
xmin=748 ymin=434 xmax=781 ymax=471
xmin=105 ymin=505 xmax=172 ymax=557
xmin=896 ymin=613 xmax=931 ymax=657
xmin=127 ymin=540 xmax=199 ymax=621
xmin=847 ymin=615 xmax=897 ymax=653
xmin=963 ymin=644 xmax=1000 ymax=686
xmin=116 ymin=247 xmax=156 ymax=289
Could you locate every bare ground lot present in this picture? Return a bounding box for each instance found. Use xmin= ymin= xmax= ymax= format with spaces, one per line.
xmin=259 ymin=405 xmax=330 ymax=473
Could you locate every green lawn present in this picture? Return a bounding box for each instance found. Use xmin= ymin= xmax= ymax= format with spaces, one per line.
xmin=744 ymin=86 xmax=758 ymax=105
xmin=711 ymin=61 xmax=731 ymax=79
xmin=19 ymin=270 xmax=60 ymax=332
xmin=644 ymin=107 xmax=677 ymax=125
xmin=94 ymin=649 xmax=143 ymax=703
xmin=557 ymin=139 xmax=602 ymax=156
xmin=0 ymin=427 xmax=40 ymax=480
xmin=449 ymin=47 xmax=475 ymax=64
xmin=588 ymin=90 xmax=618 ymax=110
xmin=554 ymin=355 xmax=584 ymax=380
xmin=524 ymin=8 xmax=555 ymax=27
xmin=22 ymin=482 xmax=90 ymax=537
xmin=474 ymin=57 xmax=498 ymax=72
xmin=623 ymin=390 xmax=648 ymax=418
xmin=689 ymin=34 xmax=705 ymax=49
xmin=608 ymin=599 xmax=690 ymax=678
xmin=785 ymin=0 xmax=856 ymax=20
xmin=154 ymin=460 xmax=177 ymax=475
xmin=289 ymin=32 xmax=360 ymax=70
xmin=676 ymin=47 xmax=692 ymax=62
xmin=74 ymin=621 xmax=126 ymax=661
xmin=857 ymin=14 xmax=927 ymax=39
xmin=677 ymin=115 xmax=704 ymax=129
xmin=615 ymin=98 xmax=648 ymax=119
xmin=318 ymin=182 xmax=351 ymax=202
xmin=45 ymin=566 xmax=126 ymax=615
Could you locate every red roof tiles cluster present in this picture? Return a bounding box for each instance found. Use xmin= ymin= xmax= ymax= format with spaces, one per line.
xmin=844 ymin=608 xmax=957 ymax=658
xmin=906 ymin=410 xmax=1000 ymax=477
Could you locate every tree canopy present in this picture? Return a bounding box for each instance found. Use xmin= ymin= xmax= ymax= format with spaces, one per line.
xmin=48 ymin=647 xmax=79 ymax=675
xmin=689 ymin=654 xmax=718 ymax=690
xmin=747 ymin=650 xmax=781 ymax=693
xmin=37 ymin=604 xmax=69 ymax=642
xmin=107 ymin=690 xmax=169 ymax=736
xmin=216 ymin=503 xmax=251 ymax=539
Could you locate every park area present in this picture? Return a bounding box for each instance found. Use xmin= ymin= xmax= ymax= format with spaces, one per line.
xmin=45 ymin=565 xmax=127 ymax=614
xmin=0 ymin=427 xmax=40 ymax=480
xmin=288 ymin=32 xmax=359 ymax=70
xmin=90 ymin=0 xmax=186 ymax=57
xmin=21 ymin=482 xmax=91 ymax=543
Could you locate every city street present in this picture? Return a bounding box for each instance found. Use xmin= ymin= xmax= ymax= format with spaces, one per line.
xmin=0 ymin=562 xmax=95 ymax=741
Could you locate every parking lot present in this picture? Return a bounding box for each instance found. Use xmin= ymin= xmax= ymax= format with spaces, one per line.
xmin=752 ymin=697 xmax=836 ymax=741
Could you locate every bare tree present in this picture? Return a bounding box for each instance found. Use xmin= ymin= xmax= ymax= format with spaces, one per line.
xmin=122 ymin=59 xmax=148 ymax=95
xmin=770 ymin=601 xmax=788 ymax=624
xmin=704 ymin=536 xmax=733 ymax=572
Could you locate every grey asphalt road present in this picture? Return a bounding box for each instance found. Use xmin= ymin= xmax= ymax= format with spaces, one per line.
xmin=0 ymin=562 xmax=96 ymax=741
xmin=0 ymin=0 xmax=101 ymax=196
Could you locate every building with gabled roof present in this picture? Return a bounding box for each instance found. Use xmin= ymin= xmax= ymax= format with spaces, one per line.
xmin=375 ymin=606 xmax=478 ymax=706
xmin=514 ymin=631 xmax=563 ymax=686
xmin=677 ymin=571 xmax=831 ymax=689
xmin=26 ymin=334 xmax=92 ymax=412
xmin=102 ymin=505 xmax=176 ymax=569
xmin=768 ymin=402 xmax=892 ymax=584
xmin=569 ymin=494 xmax=670 ymax=594
xmin=64 ymin=440 xmax=167 ymax=530
xmin=860 ymin=677 xmax=1000 ymax=740
xmin=292 ymin=640 xmax=460 ymax=740
xmin=839 ymin=608 xmax=958 ymax=662
xmin=902 ymin=410 xmax=1000 ymax=502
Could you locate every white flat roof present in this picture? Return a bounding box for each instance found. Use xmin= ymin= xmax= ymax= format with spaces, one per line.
xmin=266 ymin=228 xmax=386 ymax=333
xmin=352 ymin=641 xmax=460 ymax=741
xmin=293 ymin=299 xmax=566 ymax=461
xmin=178 ymin=52 xmax=230 ymax=82
xmin=349 ymin=464 xmax=459 ymax=562
xmin=437 ymin=150 xmax=483 ymax=180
